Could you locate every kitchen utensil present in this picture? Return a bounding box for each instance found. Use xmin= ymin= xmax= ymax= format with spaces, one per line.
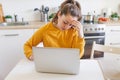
xmin=83 ymin=14 xmax=94 ymax=24
xmin=44 ymin=7 xmax=49 ymax=22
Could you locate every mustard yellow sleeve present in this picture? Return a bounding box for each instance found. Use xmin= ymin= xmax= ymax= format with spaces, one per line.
xmin=24 ymin=25 xmax=46 ymax=59
xmin=72 ymin=36 xmax=85 ymax=58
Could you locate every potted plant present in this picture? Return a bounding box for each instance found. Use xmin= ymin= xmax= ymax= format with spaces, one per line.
xmin=4 ymin=15 xmax=12 ymax=22
xmin=110 ymin=12 xmax=119 ymax=21
xmin=48 ymin=13 xmax=56 ymax=21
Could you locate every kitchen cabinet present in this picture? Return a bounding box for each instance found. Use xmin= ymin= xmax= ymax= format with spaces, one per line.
xmin=20 ymin=29 xmax=34 ymax=54
xmin=105 ymin=26 xmax=120 ymax=47
xmin=33 ymin=29 xmax=38 ymax=32
xmin=0 ymin=29 xmax=34 ymax=80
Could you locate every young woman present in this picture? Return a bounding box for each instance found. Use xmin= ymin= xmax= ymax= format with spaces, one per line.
xmin=24 ymin=0 xmax=85 ymax=61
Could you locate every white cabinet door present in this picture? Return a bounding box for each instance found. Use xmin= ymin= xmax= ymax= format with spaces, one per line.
xmin=0 ymin=29 xmax=33 ymax=80
xmin=19 ymin=29 xmax=34 ymax=54
xmin=0 ymin=30 xmax=21 ymax=80
xmin=105 ymin=26 xmax=120 ymax=47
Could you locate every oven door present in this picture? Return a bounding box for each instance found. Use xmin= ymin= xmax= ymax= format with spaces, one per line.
xmin=82 ymin=36 xmax=105 ymax=59
xmin=85 ymin=36 xmax=104 ymax=44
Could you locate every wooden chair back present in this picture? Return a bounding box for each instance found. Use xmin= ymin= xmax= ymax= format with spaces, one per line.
xmin=90 ymin=41 xmax=120 ymax=59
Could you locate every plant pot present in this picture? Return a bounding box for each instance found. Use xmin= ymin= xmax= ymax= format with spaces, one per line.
xmin=112 ymin=18 xmax=118 ymax=21
xmin=5 ymin=18 xmax=12 ymax=22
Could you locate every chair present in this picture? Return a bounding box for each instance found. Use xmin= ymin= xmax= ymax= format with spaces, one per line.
xmin=90 ymin=41 xmax=120 ymax=80
xmin=90 ymin=41 xmax=120 ymax=59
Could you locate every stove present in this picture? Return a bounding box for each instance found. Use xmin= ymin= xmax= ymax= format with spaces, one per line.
xmin=83 ymin=24 xmax=105 ymax=34
xmin=82 ymin=24 xmax=106 ymax=59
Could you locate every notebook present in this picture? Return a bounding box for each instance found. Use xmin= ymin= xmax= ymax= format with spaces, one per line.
xmin=32 ymin=47 xmax=80 ymax=75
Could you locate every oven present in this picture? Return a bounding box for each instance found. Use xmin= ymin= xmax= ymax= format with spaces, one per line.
xmin=82 ymin=24 xmax=106 ymax=59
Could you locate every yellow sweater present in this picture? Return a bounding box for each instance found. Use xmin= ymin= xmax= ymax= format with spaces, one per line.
xmin=24 ymin=22 xmax=85 ymax=59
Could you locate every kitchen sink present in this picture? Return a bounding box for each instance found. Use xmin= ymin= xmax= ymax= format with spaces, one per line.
xmin=0 ymin=22 xmax=29 ymax=26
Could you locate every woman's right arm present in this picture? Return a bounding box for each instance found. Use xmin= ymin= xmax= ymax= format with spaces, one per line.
xmin=24 ymin=26 xmax=45 ymax=60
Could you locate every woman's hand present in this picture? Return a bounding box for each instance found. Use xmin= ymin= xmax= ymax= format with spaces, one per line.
xmin=71 ymin=20 xmax=84 ymax=38
xmin=28 ymin=55 xmax=34 ymax=61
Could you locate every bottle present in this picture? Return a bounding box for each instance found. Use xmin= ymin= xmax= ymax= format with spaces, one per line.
xmin=93 ymin=11 xmax=98 ymax=24
xmin=14 ymin=14 xmax=18 ymax=22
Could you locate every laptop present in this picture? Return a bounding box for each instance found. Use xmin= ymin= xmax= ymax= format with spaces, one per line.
xmin=32 ymin=47 xmax=80 ymax=75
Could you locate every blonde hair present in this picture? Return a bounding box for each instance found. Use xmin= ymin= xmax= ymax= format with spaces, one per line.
xmin=52 ymin=0 xmax=82 ymax=23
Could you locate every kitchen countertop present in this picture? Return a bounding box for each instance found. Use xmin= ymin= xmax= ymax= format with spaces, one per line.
xmin=0 ymin=21 xmax=47 ymax=30
xmin=100 ymin=20 xmax=120 ymax=26
xmin=0 ymin=20 xmax=120 ymax=30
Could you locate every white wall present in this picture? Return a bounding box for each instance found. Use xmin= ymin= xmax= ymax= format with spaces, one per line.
xmin=0 ymin=0 xmax=120 ymax=21
xmin=80 ymin=0 xmax=120 ymax=15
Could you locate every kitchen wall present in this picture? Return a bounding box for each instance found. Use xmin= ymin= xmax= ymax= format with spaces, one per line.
xmin=0 ymin=0 xmax=120 ymax=21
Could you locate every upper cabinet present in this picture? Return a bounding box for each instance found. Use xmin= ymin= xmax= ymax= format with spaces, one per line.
xmin=105 ymin=26 xmax=120 ymax=47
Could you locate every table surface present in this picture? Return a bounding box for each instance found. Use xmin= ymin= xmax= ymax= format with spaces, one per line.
xmin=5 ymin=59 xmax=104 ymax=80
xmin=98 ymin=53 xmax=120 ymax=80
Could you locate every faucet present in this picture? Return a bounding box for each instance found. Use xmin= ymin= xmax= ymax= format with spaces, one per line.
xmin=34 ymin=5 xmax=49 ymax=22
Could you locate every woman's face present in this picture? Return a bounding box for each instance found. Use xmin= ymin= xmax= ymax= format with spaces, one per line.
xmin=57 ymin=12 xmax=78 ymax=30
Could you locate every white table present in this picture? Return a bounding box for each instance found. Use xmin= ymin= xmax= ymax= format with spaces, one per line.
xmin=5 ymin=59 xmax=104 ymax=80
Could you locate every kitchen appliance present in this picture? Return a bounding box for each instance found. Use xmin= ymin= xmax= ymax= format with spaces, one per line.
xmin=82 ymin=24 xmax=106 ymax=59
xmin=102 ymin=8 xmax=112 ymax=17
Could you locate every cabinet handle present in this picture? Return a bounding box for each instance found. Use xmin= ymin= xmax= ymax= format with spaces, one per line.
xmin=111 ymin=30 xmax=120 ymax=32
xmin=110 ymin=43 xmax=120 ymax=45
xmin=84 ymin=36 xmax=105 ymax=39
xmin=3 ymin=34 xmax=19 ymax=36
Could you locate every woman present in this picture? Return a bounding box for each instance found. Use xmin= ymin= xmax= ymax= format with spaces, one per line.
xmin=24 ymin=0 xmax=85 ymax=61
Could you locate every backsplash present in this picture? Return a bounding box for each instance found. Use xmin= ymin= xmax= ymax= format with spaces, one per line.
xmin=0 ymin=0 xmax=120 ymax=21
